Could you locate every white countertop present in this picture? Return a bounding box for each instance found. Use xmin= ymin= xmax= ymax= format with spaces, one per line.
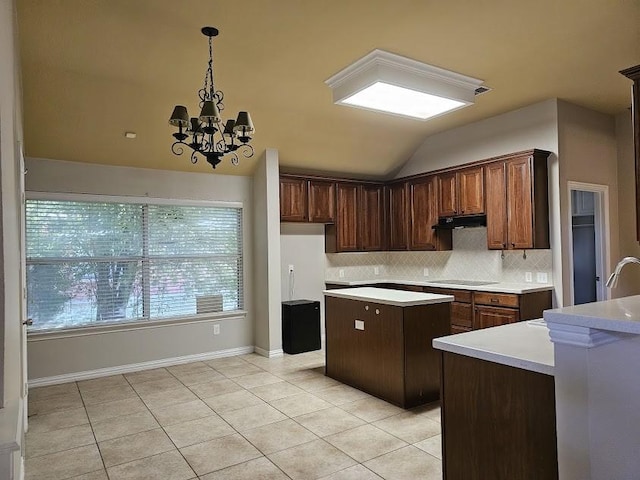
xmin=544 ymin=295 xmax=640 ymax=335
xmin=433 ymin=320 xmax=554 ymax=376
xmin=323 ymin=287 xmax=454 ymax=307
xmin=325 ymin=278 xmax=554 ymax=294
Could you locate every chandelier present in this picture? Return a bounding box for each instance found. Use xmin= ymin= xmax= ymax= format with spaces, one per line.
xmin=169 ymin=27 xmax=255 ymax=169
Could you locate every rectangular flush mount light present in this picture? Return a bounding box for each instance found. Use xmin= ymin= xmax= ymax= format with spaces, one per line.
xmin=325 ymin=49 xmax=487 ymax=120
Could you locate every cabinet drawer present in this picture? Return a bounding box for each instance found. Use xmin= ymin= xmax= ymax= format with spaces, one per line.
xmin=451 ymin=302 xmax=472 ymax=328
xmin=425 ymin=287 xmax=472 ymax=303
xmin=474 ymin=292 xmax=519 ymax=308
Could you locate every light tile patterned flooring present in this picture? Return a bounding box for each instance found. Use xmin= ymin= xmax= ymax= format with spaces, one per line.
xmin=26 ymin=350 xmax=443 ymax=480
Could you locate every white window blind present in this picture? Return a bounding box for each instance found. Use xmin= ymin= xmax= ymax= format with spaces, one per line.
xmin=26 ymin=199 xmax=243 ymax=331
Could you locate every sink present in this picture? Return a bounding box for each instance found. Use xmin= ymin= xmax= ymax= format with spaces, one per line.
xmin=428 ymin=279 xmax=499 ymax=287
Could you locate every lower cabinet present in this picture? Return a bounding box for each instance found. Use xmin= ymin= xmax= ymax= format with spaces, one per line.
xmin=474 ymin=305 xmax=519 ymax=329
xmin=325 ymin=296 xmax=450 ymax=408
xmin=440 ymin=352 xmax=558 ymax=479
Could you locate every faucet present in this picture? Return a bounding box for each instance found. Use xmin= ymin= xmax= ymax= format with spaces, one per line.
xmin=606 ymin=257 xmax=640 ymax=288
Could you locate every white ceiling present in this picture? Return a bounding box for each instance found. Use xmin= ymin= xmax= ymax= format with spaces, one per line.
xmin=16 ymin=0 xmax=640 ymax=178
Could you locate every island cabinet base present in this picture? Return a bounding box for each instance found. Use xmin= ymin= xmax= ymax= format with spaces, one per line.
xmin=325 ymin=296 xmax=450 ymax=408
xmin=441 ymin=352 xmax=558 ymax=480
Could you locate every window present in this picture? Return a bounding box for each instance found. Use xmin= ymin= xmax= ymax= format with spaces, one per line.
xmin=25 ymin=197 xmax=243 ymax=331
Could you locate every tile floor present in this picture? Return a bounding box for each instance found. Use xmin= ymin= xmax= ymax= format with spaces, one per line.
xmin=25 ymin=350 xmax=443 ymax=480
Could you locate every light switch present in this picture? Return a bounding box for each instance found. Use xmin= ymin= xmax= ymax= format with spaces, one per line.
xmin=355 ymin=320 xmax=365 ymax=330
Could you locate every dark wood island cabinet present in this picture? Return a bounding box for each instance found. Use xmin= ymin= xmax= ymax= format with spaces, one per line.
xmin=324 ymin=287 xmax=453 ymax=408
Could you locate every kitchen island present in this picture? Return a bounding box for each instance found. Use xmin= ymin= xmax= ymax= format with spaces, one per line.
xmin=323 ymin=287 xmax=453 ymax=408
xmin=433 ymin=321 xmax=558 ymax=480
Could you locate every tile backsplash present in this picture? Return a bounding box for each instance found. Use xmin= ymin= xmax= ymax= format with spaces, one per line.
xmin=325 ymin=228 xmax=553 ymax=284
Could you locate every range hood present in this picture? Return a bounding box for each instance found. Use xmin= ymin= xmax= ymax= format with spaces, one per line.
xmin=432 ymin=214 xmax=487 ymax=230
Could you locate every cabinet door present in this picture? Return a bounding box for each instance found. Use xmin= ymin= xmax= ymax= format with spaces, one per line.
xmin=280 ymin=177 xmax=308 ymax=222
xmin=485 ymin=162 xmax=507 ymax=249
xmin=360 ymin=185 xmax=385 ymax=251
xmin=474 ymin=305 xmax=519 ymax=329
xmin=387 ymin=183 xmax=408 ymax=250
xmin=438 ymin=172 xmax=458 ymax=217
xmin=506 ymin=157 xmax=534 ymax=249
xmin=335 ymin=183 xmax=359 ymax=251
xmin=308 ymin=180 xmax=335 ymax=223
xmin=410 ymin=176 xmax=440 ymax=250
xmin=458 ymin=166 xmax=485 ymax=215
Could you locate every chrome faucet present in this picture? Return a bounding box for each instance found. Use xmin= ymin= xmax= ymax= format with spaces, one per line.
xmin=606 ymin=256 xmax=640 ymax=288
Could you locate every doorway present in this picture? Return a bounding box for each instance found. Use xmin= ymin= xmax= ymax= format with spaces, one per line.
xmin=567 ymin=182 xmax=609 ymax=305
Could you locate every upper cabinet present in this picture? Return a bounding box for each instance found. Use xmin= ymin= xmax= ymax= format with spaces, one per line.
xmin=386 ymin=182 xmax=409 ymax=251
xmin=409 ymin=175 xmax=451 ymax=251
xmin=308 ymin=180 xmax=335 ymax=223
xmin=620 ymin=65 xmax=640 ymax=242
xmin=325 ymin=183 xmax=385 ymax=253
xmin=485 ymin=151 xmax=550 ymax=250
xmin=279 ymin=175 xmax=335 ymax=223
xmin=437 ymin=166 xmax=484 ymax=217
xmin=280 ymin=176 xmax=308 ymax=222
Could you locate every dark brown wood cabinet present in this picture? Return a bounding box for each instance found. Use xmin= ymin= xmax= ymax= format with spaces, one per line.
xmin=308 ymin=180 xmax=335 ymax=223
xmin=473 ymin=290 xmax=550 ymax=329
xmin=325 ymin=183 xmax=385 ymax=252
xmin=438 ymin=167 xmax=484 ymax=217
xmin=386 ymin=182 xmax=409 ymax=250
xmin=325 ymin=295 xmax=450 ymax=408
xmin=279 ymin=176 xmax=308 ymax=222
xmin=440 ymin=352 xmax=558 ymax=480
xmin=620 ymin=65 xmax=640 ymax=242
xmin=279 ymin=175 xmax=335 ymax=223
xmin=409 ymin=175 xmax=451 ymax=251
xmin=360 ymin=185 xmax=385 ymax=250
xmin=485 ymin=151 xmax=550 ymax=250
xmin=424 ymin=287 xmax=472 ymax=333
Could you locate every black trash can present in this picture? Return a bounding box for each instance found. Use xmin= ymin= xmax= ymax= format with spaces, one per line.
xmin=282 ymin=300 xmax=321 ymax=354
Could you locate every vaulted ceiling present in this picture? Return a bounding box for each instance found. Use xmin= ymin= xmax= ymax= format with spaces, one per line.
xmin=17 ymin=0 xmax=639 ymax=178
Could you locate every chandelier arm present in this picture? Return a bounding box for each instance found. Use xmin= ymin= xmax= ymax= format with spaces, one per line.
xmin=240 ymin=144 xmax=254 ymax=158
xmin=171 ymin=141 xmax=187 ymax=156
xmin=230 ymin=152 xmax=239 ymax=166
xmin=190 ymin=150 xmax=199 ymax=164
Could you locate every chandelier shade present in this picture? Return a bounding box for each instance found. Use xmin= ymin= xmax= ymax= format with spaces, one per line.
xmin=168 ymin=26 xmax=254 ymax=169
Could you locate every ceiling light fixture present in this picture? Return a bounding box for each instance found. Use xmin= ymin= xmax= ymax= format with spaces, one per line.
xmin=169 ymin=27 xmax=255 ymax=169
xmin=325 ymin=49 xmax=487 ymax=121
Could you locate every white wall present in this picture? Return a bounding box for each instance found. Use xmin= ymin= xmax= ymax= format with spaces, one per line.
xmin=280 ymin=223 xmax=327 ymax=334
xmin=557 ymin=101 xmax=619 ymax=305
xmin=252 ymin=149 xmax=283 ymax=356
xmin=25 ymin=157 xmax=256 ymax=380
xmin=0 ymin=0 xmax=25 ymax=476
xmin=615 ymin=110 xmax=640 ymax=297
xmin=398 ymin=99 xmax=563 ymax=305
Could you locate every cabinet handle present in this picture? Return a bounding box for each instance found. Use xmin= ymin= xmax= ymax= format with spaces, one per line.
xmin=512 ymin=243 xmax=515 ymax=247
xmin=502 ymin=243 xmax=506 ymax=248
xmin=490 ymin=298 xmax=499 ymax=303
xmin=375 ymin=309 xmax=380 ymax=315
xmin=461 ymin=210 xmax=465 ymax=214
xmin=365 ymin=305 xmax=369 ymax=311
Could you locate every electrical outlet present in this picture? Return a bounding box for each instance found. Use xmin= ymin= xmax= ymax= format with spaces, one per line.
xmin=536 ymin=272 xmax=548 ymax=283
xmin=288 ymin=264 xmax=294 ymax=273
xmin=374 ymin=267 xmax=379 ymax=275
xmin=213 ymin=324 xmax=220 ymax=335
xmin=525 ymin=272 xmax=533 ymax=282
xmin=339 ymin=269 xmax=345 ymax=278
xmin=423 ymin=268 xmax=429 ymax=277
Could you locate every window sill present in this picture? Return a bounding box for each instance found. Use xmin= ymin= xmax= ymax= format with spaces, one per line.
xmin=27 ymin=310 xmax=248 ymax=341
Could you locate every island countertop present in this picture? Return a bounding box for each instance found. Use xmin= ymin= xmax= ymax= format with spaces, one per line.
xmin=433 ymin=320 xmax=554 ymax=375
xmin=325 ymin=278 xmax=554 ymax=294
xmin=544 ymin=295 xmax=640 ymax=335
xmin=323 ymin=287 xmax=454 ymax=307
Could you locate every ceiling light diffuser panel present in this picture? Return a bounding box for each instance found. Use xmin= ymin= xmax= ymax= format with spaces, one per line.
xmin=326 ymin=49 xmax=486 ymax=121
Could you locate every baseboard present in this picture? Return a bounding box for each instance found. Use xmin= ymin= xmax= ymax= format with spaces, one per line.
xmin=254 ymin=346 xmax=284 ymax=358
xmin=28 ymin=346 xmax=255 ymax=388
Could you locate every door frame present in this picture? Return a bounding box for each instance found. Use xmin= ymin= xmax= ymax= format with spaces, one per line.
xmin=566 ymin=181 xmax=610 ymax=304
